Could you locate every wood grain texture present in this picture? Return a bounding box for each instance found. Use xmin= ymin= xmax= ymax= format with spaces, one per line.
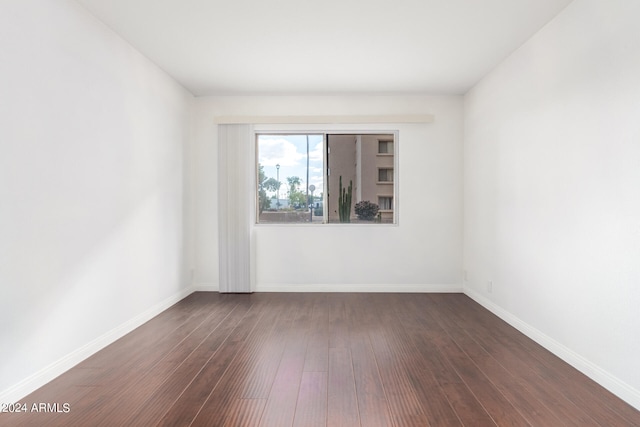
xmin=293 ymin=371 xmax=327 ymax=427
xmin=2 ymin=292 xmax=639 ymax=427
xmin=327 ymin=348 xmax=360 ymax=427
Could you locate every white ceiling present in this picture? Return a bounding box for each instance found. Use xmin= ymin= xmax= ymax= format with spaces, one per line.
xmin=76 ymin=0 xmax=574 ymax=96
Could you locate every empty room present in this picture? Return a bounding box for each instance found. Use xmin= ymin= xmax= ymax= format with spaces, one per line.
xmin=1 ymin=0 xmax=639 ymax=425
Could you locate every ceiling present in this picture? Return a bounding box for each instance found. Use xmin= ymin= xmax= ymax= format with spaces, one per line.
xmin=76 ymin=0 xmax=574 ymax=96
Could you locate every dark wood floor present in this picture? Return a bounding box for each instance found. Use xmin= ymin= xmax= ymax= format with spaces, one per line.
xmin=2 ymin=293 xmax=639 ymax=426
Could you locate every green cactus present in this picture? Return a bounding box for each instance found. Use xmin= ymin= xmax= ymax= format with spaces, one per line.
xmin=338 ymin=176 xmax=352 ymax=223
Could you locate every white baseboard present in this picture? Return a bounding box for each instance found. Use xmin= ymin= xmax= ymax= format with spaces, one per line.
xmin=193 ymin=283 xmax=219 ymax=292
xmin=463 ymin=286 xmax=640 ymax=411
xmin=0 ymin=286 xmax=196 ymax=404
xmin=255 ymin=283 xmax=462 ymax=293
xmin=194 ymin=283 xmax=460 ymax=294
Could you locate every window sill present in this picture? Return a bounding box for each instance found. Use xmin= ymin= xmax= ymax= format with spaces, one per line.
xmin=254 ymin=222 xmax=398 ymax=227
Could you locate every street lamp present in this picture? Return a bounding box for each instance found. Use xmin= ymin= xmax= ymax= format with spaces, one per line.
xmin=309 ymin=184 xmax=315 ymax=222
xmin=275 ymin=164 xmax=280 ymax=210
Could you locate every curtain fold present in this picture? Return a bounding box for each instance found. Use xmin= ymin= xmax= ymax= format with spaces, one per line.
xmin=218 ymin=124 xmax=253 ymax=293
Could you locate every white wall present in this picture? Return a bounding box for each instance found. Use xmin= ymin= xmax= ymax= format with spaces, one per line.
xmin=0 ymin=0 xmax=193 ymax=401
xmin=193 ymin=95 xmax=463 ymax=291
xmin=464 ymin=0 xmax=640 ymax=407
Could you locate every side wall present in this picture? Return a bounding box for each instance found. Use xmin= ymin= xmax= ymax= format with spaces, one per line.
xmin=0 ymin=0 xmax=193 ymax=401
xmin=192 ymin=95 xmax=463 ymax=291
xmin=464 ymin=0 xmax=640 ymax=407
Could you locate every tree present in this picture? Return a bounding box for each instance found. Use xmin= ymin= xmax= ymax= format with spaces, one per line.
xmin=258 ymin=164 xmax=280 ymax=213
xmin=286 ymin=176 xmax=306 ymax=208
xmin=354 ymin=200 xmax=379 ymax=221
xmin=258 ymin=164 xmax=268 ymax=213
xmin=264 ymin=177 xmax=279 ymax=192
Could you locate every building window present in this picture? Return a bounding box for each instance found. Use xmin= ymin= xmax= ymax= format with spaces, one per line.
xmin=256 ymin=132 xmax=396 ymax=224
xmin=378 ymin=140 xmax=394 ymax=154
xmin=378 ymin=168 xmax=393 ymax=183
xmin=378 ymin=196 xmax=393 ymax=211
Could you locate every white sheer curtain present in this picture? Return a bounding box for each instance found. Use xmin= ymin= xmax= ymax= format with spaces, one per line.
xmin=218 ymin=124 xmax=254 ymax=293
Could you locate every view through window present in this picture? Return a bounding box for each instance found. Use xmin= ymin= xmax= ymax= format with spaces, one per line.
xmin=256 ymin=133 xmax=396 ymax=224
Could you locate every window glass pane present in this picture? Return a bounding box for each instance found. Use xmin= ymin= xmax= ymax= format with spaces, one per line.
xmin=379 ymin=196 xmax=393 ymax=211
xmin=378 ymin=168 xmax=393 ymax=182
xmin=327 ymin=134 xmax=395 ymax=224
xmin=378 ymin=141 xmax=394 ymax=154
xmin=257 ymin=134 xmax=324 ymax=223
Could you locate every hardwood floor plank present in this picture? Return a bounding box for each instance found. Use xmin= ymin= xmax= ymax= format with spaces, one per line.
xmin=238 ymin=295 xmax=307 ymax=400
xmin=81 ymin=293 xmax=226 ymax=372
xmin=378 ymin=301 xmax=462 ymax=427
xmin=328 ymin=296 xmax=350 ymax=349
xmin=346 ymin=295 xmax=394 ymax=427
xmin=223 ymin=398 xmax=267 ymax=427
xmin=387 ymin=296 xmax=486 ymax=427
xmin=293 ymin=371 xmax=328 ymax=427
xmin=366 ymin=297 xmax=433 ymax=427
xmin=395 ymin=294 xmax=491 ymax=425
xmin=1 ymin=293 xmax=231 ymax=427
xmin=303 ymin=296 xmax=330 ymax=373
xmin=409 ymin=330 xmax=495 ymax=427
xmin=349 ymin=338 xmax=394 ymax=427
xmin=3 ymin=293 xmax=639 ymax=427
xmin=430 ymin=298 xmax=565 ymax=426
xmin=383 ymin=294 xmax=474 ymax=427
xmin=456 ymin=335 xmax=566 ymax=426
xmin=433 ymin=295 xmax=600 ymax=427
xmin=159 ymin=296 xmax=283 ymax=426
xmin=509 ymin=336 xmax=640 ymax=427
xmin=258 ymin=296 xmax=313 ymax=427
xmin=120 ymin=298 xmax=255 ymax=426
xmin=327 ymin=347 xmax=360 ymax=427
xmin=186 ymin=294 xmax=308 ymax=426
xmin=94 ymin=299 xmax=241 ymax=427
xmin=444 ymin=295 xmax=640 ymax=426
xmin=474 ymin=332 xmax=601 ymax=426
xmin=441 ymin=382 xmax=497 ymax=427
xmin=441 ymin=334 xmax=536 ymax=426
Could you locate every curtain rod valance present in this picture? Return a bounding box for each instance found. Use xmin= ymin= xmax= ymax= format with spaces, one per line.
xmin=213 ymin=115 xmax=434 ymax=124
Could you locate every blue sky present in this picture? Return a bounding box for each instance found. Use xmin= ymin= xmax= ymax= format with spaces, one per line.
xmin=257 ymin=134 xmax=324 ymax=197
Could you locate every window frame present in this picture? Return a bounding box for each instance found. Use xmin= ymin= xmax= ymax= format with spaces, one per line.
xmin=254 ymin=127 xmax=399 ymax=226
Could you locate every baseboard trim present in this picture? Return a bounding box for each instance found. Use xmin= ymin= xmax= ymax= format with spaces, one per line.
xmin=0 ymin=286 xmax=195 ymax=404
xmin=193 ymin=283 xmax=461 ymax=294
xmin=255 ymin=283 xmax=462 ymax=293
xmin=463 ymin=286 xmax=640 ymax=411
xmin=193 ymin=283 xmax=219 ymax=292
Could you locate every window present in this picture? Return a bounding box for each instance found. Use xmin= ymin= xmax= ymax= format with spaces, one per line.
xmin=378 ymin=140 xmax=394 ymax=154
xmin=256 ymin=134 xmax=323 ymax=224
xmin=256 ymin=132 xmax=396 ymax=224
xmin=378 ymin=168 xmax=393 ymax=183
xmin=379 ymin=196 xmax=393 ymax=211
